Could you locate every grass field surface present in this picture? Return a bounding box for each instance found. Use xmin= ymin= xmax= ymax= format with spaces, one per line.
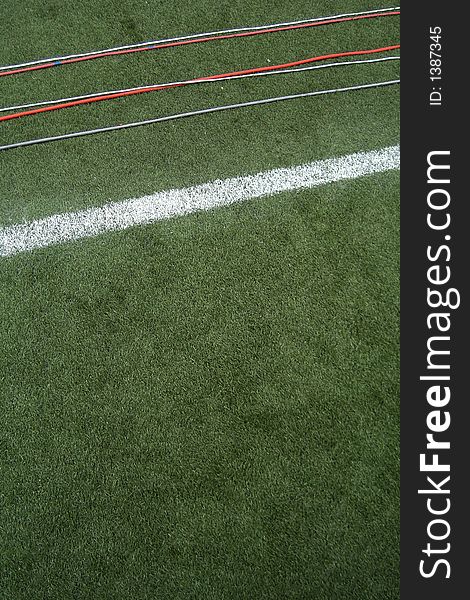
xmin=0 ymin=1 xmax=399 ymax=598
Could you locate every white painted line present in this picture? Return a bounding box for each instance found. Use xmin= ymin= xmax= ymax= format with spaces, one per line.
xmin=0 ymin=145 xmax=399 ymax=257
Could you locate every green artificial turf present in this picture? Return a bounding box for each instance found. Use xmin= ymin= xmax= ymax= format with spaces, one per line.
xmin=0 ymin=1 xmax=399 ymax=598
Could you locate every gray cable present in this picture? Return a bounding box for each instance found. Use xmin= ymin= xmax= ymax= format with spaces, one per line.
xmin=0 ymin=80 xmax=400 ymax=152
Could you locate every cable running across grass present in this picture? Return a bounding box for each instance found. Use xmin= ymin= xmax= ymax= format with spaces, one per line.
xmin=0 ymin=56 xmax=400 ymax=114
xmin=0 ymin=46 xmax=400 ymax=123
xmin=0 ymin=7 xmax=400 ymax=78
xmin=0 ymin=79 xmax=400 ymax=152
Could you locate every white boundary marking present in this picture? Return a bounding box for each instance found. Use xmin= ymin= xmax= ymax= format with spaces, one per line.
xmin=0 ymin=145 xmax=399 ymax=257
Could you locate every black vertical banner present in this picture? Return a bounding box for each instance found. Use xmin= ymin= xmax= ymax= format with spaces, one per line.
xmin=401 ymin=2 xmax=468 ymax=599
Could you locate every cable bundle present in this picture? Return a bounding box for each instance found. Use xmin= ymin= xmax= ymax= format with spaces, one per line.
xmin=0 ymin=6 xmax=400 ymax=150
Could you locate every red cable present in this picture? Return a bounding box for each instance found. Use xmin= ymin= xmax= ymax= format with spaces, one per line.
xmin=0 ymin=10 xmax=400 ymax=78
xmin=0 ymin=45 xmax=400 ymax=123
